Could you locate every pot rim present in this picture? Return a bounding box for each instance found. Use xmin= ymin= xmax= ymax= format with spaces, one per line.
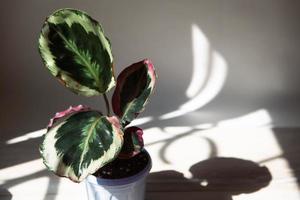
xmin=86 ymin=149 xmax=152 ymax=186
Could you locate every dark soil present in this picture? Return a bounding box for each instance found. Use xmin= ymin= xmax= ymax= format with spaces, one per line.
xmin=93 ymin=151 xmax=149 ymax=179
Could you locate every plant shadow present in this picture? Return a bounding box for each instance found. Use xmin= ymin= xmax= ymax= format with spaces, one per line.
xmin=146 ymin=157 xmax=272 ymax=200
xmin=0 ymin=187 xmax=12 ymax=200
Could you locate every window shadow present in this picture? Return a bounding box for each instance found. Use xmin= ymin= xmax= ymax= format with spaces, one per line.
xmin=0 ymin=187 xmax=12 ymax=200
xmin=146 ymin=157 xmax=272 ymax=200
xmin=0 ymin=137 xmax=42 ymax=169
xmin=271 ymin=128 xmax=300 ymax=185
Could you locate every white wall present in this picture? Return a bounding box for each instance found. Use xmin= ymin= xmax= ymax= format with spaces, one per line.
xmin=1 ymin=0 xmax=300 ymax=138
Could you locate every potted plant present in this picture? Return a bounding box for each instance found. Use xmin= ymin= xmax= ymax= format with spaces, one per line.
xmin=38 ymin=8 xmax=157 ymax=200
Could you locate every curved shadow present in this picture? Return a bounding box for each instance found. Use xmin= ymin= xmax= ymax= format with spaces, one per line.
xmin=146 ymin=157 xmax=272 ymax=200
xmin=158 ymin=131 xmax=218 ymax=164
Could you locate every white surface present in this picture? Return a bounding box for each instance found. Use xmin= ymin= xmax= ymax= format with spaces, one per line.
xmin=1 ymin=124 xmax=300 ymax=200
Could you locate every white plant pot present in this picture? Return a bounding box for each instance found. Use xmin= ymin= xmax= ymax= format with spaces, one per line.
xmin=85 ymin=151 xmax=151 ymax=200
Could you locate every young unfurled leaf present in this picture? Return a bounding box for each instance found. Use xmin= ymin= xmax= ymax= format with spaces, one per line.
xmin=38 ymin=8 xmax=115 ymax=96
xmin=112 ymin=59 xmax=157 ymax=126
xmin=118 ymin=127 xmax=144 ymax=159
xmin=40 ymin=111 xmax=123 ymax=182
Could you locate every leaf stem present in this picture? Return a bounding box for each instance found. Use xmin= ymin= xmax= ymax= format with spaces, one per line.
xmin=103 ymin=94 xmax=110 ymax=116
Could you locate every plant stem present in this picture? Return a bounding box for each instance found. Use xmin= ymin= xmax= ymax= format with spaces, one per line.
xmin=103 ymin=94 xmax=110 ymax=116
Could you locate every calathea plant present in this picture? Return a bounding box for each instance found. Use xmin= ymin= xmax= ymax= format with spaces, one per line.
xmin=38 ymin=8 xmax=156 ymax=183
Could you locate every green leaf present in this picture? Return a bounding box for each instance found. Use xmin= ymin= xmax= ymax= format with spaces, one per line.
xmin=112 ymin=59 xmax=157 ymax=126
xmin=38 ymin=8 xmax=115 ymax=96
xmin=40 ymin=111 xmax=123 ymax=182
xmin=118 ymin=127 xmax=144 ymax=159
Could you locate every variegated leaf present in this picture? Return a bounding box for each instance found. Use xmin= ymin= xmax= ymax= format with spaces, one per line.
xmin=112 ymin=59 xmax=157 ymax=126
xmin=40 ymin=111 xmax=123 ymax=182
xmin=118 ymin=126 xmax=144 ymax=159
xmin=38 ymin=8 xmax=115 ymax=96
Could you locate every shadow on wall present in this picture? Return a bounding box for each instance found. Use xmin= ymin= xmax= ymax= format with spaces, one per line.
xmin=2 ymin=0 xmax=300 ymax=137
xmin=146 ymin=157 xmax=272 ymax=200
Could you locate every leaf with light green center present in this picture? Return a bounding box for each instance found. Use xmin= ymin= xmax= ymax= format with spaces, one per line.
xmin=40 ymin=111 xmax=123 ymax=182
xmin=112 ymin=59 xmax=157 ymax=126
xmin=38 ymin=8 xmax=115 ymax=96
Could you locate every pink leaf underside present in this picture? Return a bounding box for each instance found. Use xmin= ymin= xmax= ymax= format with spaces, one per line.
xmin=144 ymin=59 xmax=156 ymax=82
xmin=106 ymin=116 xmax=122 ymax=130
xmin=118 ymin=126 xmax=144 ymax=159
xmin=127 ymin=126 xmax=144 ymax=146
xmin=47 ymin=105 xmax=91 ymax=130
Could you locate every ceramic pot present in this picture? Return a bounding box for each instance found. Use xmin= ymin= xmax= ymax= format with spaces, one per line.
xmin=85 ymin=150 xmax=151 ymax=200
